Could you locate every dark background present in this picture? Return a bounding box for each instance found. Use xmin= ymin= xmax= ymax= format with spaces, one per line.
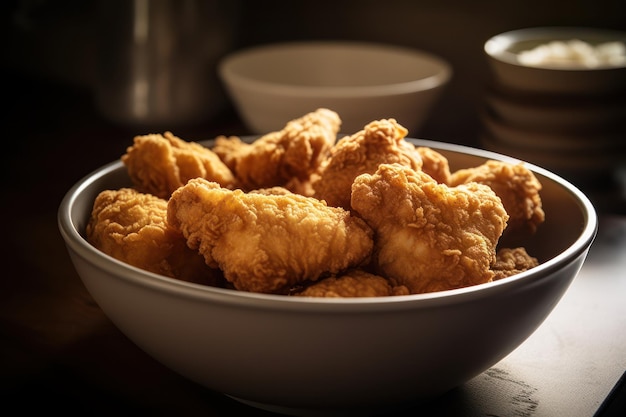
xmin=4 ymin=0 xmax=626 ymax=145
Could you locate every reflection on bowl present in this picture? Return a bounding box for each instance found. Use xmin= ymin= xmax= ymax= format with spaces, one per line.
xmin=58 ymin=138 xmax=596 ymax=416
xmin=218 ymin=41 xmax=452 ymax=135
xmin=484 ymin=27 xmax=626 ymax=95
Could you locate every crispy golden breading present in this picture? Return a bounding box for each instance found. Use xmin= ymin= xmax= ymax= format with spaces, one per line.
xmin=86 ymin=188 xmax=220 ymax=285
xmin=492 ymin=247 xmax=539 ymax=280
xmin=449 ymin=160 xmax=544 ymax=234
xmin=312 ymin=118 xmax=423 ymax=210
xmin=167 ymin=178 xmax=374 ymax=294
xmin=122 ymin=131 xmax=236 ymax=199
xmin=87 ymin=110 xmax=545 ymax=297
xmin=211 ymin=135 xmax=245 ymax=173
xmin=249 ymin=186 xmax=294 ymax=196
xmin=212 ymin=108 xmax=340 ymax=192
xmin=416 ymin=146 xmax=451 ymax=184
xmin=351 ymin=163 xmax=509 ymax=294
xmin=295 ymin=269 xmax=409 ymax=297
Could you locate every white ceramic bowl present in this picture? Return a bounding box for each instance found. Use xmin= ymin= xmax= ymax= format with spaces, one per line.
xmin=481 ymin=109 xmax=625 ymax=152
xmin=218 ymin=41 xmax=452 ymax=135
xmin=480 ymin=110 xmax=626 ymax=178
xmin=479 ymin=132 xmax=625 ymax=179
xmin=485 ymin=86 xmax=626 ymax=132
xmin=484 ymin=27 xmax=626 ymax=95
xmin=58 ymin=138 xmax=596 ymax=416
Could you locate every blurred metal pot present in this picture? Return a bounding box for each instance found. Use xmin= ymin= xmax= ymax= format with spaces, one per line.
xmin=95 ymin=0 xmax=237 ymax=128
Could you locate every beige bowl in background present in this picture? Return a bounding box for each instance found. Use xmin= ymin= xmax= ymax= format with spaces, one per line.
xmin=479 ymin=132 xmax=625 ymax=178
xmin=59 ymin=137 xmax=596 ymax=416
xmin=485 ymin=86 xmax=626 ymax=132
xmin=484 ymin=27 xmax=626 ymax=95
xmin=480 ymin=109 xmax=626 ymax=178
xmin=481 ymin=109 xmax=625 ymax=153
xmin=218 ymin=41 xmax=452 ymax=135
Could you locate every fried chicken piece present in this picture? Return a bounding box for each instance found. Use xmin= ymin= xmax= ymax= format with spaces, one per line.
xmin=211 ymin=108 xmax=340 ymax=192
xmin=312 ymin=118 xmax=423 ymax=210
xmin=491 ymin=247 xmax=539 ymax=280
xmin=416 ymin=146 xmax=451 ymax=184
xmin=249 ymin=186 xmax=294 ymax=196
xmin=211 ymin=135 xmax=245 ymax=173
xmin=449 ymin=160 xmax=544 ymax=234
xmin=294 ymin=269 xmax=409 ymax=297
xmin=86 ymin=188 xmax=221 ymax=286
xmin=167 ymin=178 xmax=374 ymax=294
xmin=122 ymin=131 xmax=236 ymax=199
xmin=283 ymin=176 xmax=317 ymax=197
xmin=351 ymin=163 xmax=509 ymax=294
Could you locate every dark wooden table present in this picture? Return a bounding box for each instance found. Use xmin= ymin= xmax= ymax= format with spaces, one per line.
xmin=2 ymin=70 xmax=625 ymax=416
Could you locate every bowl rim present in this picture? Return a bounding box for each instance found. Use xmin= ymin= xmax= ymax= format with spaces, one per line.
xmin=484 ymin=26 xmax=626 ymax=71
xmin=58 ymin=138 xmax=597 ymax=313
xmin=218 ymin=40 xmax=453 ymax=98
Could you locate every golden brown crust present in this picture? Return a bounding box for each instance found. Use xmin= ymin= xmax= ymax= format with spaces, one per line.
xmin=167 ymin=178 xmax=374 ymax=294
xmin=87 ymin=111 xmax=544 ymax=296
xmin=295 ymin=269 xmax=409 ymax=297
xmin=122 ymin=131 xmax=236 ymax=199
xmin=312 ymin=118 xmax=423 ymax=210
xmin=449 ymin=160 xmax=545 ymax=234
xmin=212 ymin=108 xmax=340 ymax=192
xmin=492 ymin=247 xmax=539 ymax=280
xmin=86 ymin=188 xmax=220 ymax=285
xmin=416 ymin=146 xmax=452 ymax=184
xmin=351 ymin=163 xmax=509 ymax=294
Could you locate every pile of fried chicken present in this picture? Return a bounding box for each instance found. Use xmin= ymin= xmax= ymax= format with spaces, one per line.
xmin=86 ymin=108 xmax=545 ymax=297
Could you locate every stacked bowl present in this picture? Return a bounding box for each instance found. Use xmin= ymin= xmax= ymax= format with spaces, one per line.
xmin=481 ymin=27 xmax=626 ymax=183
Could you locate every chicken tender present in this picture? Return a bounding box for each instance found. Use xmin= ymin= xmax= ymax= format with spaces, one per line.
xmin=416 ymin=146 xmax=451 ymax=184
xmin=351 ymin=163 xmax=509 ymax=294
xmin=167 ymin=178 xmax=374 ymax=294
xmin=492 ymin=247 xmax=539 ymax=280
xmin=312 ymin=118 xmax=423 ymax=210
xmin=249 ymin=186 xmax=294 ymax=196
xmin=122 ymin=131 xmax=236 ymax=199
xmin=295 ymin=269 xmax=409 ymax=297
xmin=211 ymin=135 xmax=245 ymax=173
xmin=449 ymin=160 xmax=544 ymax=234
xmin=86 ymin=188 xmax=220 ymax=285
xmin=212 ymin=108 xmax=340 ymax=192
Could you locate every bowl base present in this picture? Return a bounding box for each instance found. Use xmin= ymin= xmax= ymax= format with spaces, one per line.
xmin=227 ymin=395 xmax=421 ymax=417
